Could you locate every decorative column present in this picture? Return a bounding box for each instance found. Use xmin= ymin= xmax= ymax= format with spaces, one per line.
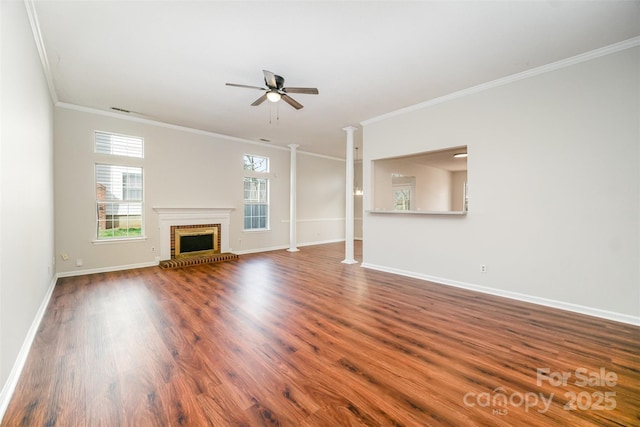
xmin=342 ymin=126 xmax=358 ymax=264
xmin=287 ymin=144 xmax=300 ymax=252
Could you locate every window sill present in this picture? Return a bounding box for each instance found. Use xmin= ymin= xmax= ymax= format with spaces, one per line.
xmin=243 ymin=228 xmax=270 ymax=233
xmin=92 ymin=236 xmax=148 ymax=245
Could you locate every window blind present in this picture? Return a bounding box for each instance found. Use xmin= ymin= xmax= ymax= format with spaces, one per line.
xmin=95 ymin=131 xmax=143 ymax=158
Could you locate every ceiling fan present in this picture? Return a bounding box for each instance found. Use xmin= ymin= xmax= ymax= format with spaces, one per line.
xmin=226 ymin=70 xmax=319 ymax=110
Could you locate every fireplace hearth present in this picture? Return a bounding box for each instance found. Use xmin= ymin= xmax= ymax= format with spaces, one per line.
xmin=154 ymin=208 xmax=237 ymax=269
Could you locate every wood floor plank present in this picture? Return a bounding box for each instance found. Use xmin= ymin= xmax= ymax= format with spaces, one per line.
xmin=84 ymin=311 xmax=123 ymax=427
xmin=113 ymin=370 xmax=157 ymax=426
xmin=2 ymin=241 xmax=639 ymax=426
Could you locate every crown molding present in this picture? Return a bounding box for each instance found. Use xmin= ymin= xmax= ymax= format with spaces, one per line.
xmin=362 ymin=36 xmax=640 ymax=126
xmin=56 ymin=102 xmax=269 ymax=146
xmin=24 ymin=0 xmax=57 ymax=104
xmin=55 ymin=102 xmax=345 ymax=161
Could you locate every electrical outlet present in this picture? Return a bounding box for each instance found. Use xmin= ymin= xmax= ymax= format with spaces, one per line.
xmin=76 ymin=258 xmax=83 ymax=267
xmin=480 ymin=264 xmax=487 ymax=273
xmin=151 ymin=246 xmax=156 ymax=252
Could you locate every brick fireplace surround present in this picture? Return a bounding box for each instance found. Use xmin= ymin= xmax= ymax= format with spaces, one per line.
xmin=154 ymin=208 xmax=234 ymax=262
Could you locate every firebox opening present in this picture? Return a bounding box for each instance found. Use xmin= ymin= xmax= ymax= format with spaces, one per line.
xmin=175 ymin=227 xmax=219 ymax=258
xmin=181 ymin=234 xmax=213 ymax=253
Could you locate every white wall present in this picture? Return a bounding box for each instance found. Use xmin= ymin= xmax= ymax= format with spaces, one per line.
xmin=362 ymin=45 xmax=639 ymax=322
xmin=1 ymin=0 xmax=55 ymax=408
xmin=296 ymin=152 xmax=346 ymax=245
xmin=54 ymin=106 xmax=346 ymax=274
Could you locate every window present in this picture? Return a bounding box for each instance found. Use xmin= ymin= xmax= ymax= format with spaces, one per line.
xmin=95 ymin=131 xmax=143 ymax=158
xmin=394 ymin=187 xmax=412 ymax=211
xmin=244 ymin=177 xmax=268 ymax=229
xmin=96 ymin=165 xmax=143 ymax=239
xmin=243 ymin=155 xmax=269 ymax=230
xmin=95 ymin=131 xmax=144 ymax=240
xmin=244 ymin=154 xmax=269 ymax=172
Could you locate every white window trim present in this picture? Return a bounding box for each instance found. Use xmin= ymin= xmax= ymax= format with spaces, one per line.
xmin=94 ymin=131 xmax=146 ymax=241
xmin=243 ymin=155 xmax=271 ymax=231
xmin=92 ymin=236 xmax=148 ymax=244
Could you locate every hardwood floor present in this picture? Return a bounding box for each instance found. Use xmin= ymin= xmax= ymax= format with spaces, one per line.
xmin=3 ymin=241 xmax=639 ymax=426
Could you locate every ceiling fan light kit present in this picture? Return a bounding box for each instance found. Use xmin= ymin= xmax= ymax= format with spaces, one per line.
xmin=266 ymin=90 xmax=281 ymax=103
xmin=226 ymin=70 xmax=318 ymax=110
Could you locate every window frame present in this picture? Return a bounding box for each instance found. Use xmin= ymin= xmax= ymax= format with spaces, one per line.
xmin=243 ymin=154 xmax=270 ymax=231
xmin=94 ymin=131 xmax=145 ymax=242
xmin=95 ymin=130 xmax=144 ymax=158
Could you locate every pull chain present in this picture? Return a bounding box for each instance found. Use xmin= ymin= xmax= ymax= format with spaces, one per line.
xmin=269 ymin=102 xmax=280 ymax=125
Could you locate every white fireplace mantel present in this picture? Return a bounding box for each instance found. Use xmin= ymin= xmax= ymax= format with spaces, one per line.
xmin=154 ymin=207 xmax=234 ymax=260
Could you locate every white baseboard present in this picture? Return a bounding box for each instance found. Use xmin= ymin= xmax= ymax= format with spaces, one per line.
xmin=56 ymin=239 xmax=348 ymax=274
xmin=56 ymin=260 xmax=159 ymax=278
xmin=0 ymin=274 xmax=57 ymax=422
xmin=361 ymin=263 xmax=640 ymax=326
xmin=233 ymin=238 xmax=345 ymax=255
xmin=233 ymin=245 xmax=289 ymax=255
xmin=298 ymin=238 xmax=344 ymax=247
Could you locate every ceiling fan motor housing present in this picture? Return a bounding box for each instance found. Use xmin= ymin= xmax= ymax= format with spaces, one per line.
xmin=269 ymin=74 xmax=285 ymax=90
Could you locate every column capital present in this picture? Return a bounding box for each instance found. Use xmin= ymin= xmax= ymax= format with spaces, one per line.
xmin=287 ymin=144 xmax=300 ymax=149
xmin=342 ymin=126 xmax=358 ymax=133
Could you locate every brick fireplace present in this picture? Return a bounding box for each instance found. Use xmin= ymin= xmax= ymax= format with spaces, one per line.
xmin=154 ymin=207 xmax=234 ymax=261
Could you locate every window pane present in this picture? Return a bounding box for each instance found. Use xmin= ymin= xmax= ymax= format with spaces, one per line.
xmin=95 ymin=131 xmax=143 ymax=158
xmin=243 ymin=202 xmax=268 ymax=230
xmin=394 ymin=189 xmax=411 ymax=210
xmin=243 ymin=157 xmax=269 ymax=230
xmin=96 ymin=165 xmax=142 ymax=202
xmin=243 ymin=155 xmax=269 ymax=172
xmin=123 ymin=172 xmax=142 ymax=200
xmin=96 ymin=164 xmax=144 ymax=239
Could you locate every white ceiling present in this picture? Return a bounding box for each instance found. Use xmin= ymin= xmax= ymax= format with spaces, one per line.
xmin=32 ymin=1 xmax=640 ymax=158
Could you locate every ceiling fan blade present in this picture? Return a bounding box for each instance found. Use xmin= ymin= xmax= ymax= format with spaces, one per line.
xmin=251 ymin=93 xmax=268 ymax=106
xmin=283 ymin=87 xmax=319 ymax=95
xmin=263 ymin=70 xmax=278 ymax=89
xmin=281 ymin=94 xmax=303 ymax=110
xmin=226 ymin=83 xmax=266 ymax=91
